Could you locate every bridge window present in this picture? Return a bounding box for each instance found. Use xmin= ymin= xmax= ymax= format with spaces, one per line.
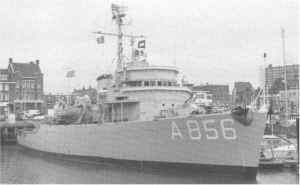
xmin=126 ymin=81 xmax=143 ymax=87
xmin=136 ymin=81 xmax=142 ymax=86
xmin=127 ymin=80 xmax=178 ymax=87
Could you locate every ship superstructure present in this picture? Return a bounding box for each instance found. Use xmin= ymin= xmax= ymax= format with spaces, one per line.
xmin=94 ymin=4 xmax=192 ymax=123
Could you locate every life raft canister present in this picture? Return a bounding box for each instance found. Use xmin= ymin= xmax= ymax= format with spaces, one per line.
xmin=231 ymin=106 xmax=254 ymax=126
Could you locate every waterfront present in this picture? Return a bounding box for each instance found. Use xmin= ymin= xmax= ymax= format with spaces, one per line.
xmin=0 ymin=144 xmax=298 ymax=184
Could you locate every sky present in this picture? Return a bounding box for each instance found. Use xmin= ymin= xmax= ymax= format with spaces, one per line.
xmin=0 ymin=0 xmax=298 ymax=94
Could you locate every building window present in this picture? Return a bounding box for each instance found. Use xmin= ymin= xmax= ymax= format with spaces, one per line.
xmin=0 ymin=74 xmax=7 ymax=80
xmin=150 ymin=81 xmax=156 ymax=86
xmin=22 ymin=80 xmax=26 ymax=88
xmin=157 ymin=81 xmax=162 ymax=86
xmin=144 ymin=81 xmax=149 ymax=86
xmin=31 ymin=81 xmax=35 ymax=89
xmin=29 ymin=80 xmax=32 ymax=88
xmin=16 ymin=81 xmax=19 ymax=88
xmin=136 ymin=81 xmax=142 ymax=87
xmin=22 ymin=92 xmax=26 ymax=100
xmin=4 ymin=84 xmax=8 ymax=91
xmin=37 ymin=81 xmax=41 ymax=89
xmin=4 ymin=94 xmax=8 ymax=101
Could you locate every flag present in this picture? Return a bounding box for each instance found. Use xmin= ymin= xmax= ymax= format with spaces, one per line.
xmin=96 ymin=36 xmax=104 ymax=44
xmin=134 ymin=49 xmax=147 ymax=58
xmin=134 ymin=50 xmax=139 ymax=57
xmin=138 ymin=40 xmax=146 ymax=48
xmin=66 ymin=70 xmax=75 ymax=78
xmin=263 ymin=52 xmax=267 ymax=58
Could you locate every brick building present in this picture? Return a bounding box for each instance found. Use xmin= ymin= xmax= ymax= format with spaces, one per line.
xmin=192 ymin=84 xmax=230 ymax=106
xmin=0 ymin=69 xmax=15 ymax=120
xmin=279 ymin=89 xmax=299 ymax=114
xmin=232 ymin=81 xmax=254 ymax=105
xmin=7 ymin=58 xmax=44 ymax=115
xmin=265 ymin=64 xmax=299 ymax=91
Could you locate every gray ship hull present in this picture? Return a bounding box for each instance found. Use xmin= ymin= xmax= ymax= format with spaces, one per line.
xmin=17 ymin=112 xmax=266 ymax=177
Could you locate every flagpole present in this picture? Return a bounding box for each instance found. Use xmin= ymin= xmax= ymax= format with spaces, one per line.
xmin=263 ymin=53 xmax=267 ymax=106
xmin=281 ymin=28 xmax=288 ymax=125
xmin=66 ymin=70 xmax=75 ymax=105
xmin=69 ymin=77 xmax=72 ymax=104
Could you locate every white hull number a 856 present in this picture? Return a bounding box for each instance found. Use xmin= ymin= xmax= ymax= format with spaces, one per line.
xmin=171 ymin=119 xmax=237 ymax=140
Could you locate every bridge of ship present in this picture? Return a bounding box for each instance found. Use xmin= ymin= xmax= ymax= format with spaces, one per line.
xmin=97 ymin=62 xmax=192 ymax=123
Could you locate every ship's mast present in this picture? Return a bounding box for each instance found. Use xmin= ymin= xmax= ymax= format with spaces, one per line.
xmin=112 ymin=4 xmax=125 ymax=87
xmin=113 ymin=5 xmax=124 ymax=72
xmin=281 ymin=28 xmax=288 ymax=123
xmin=263 ymin=52 xmax=267 ymax=106
xmin=94 ymin=4 xmax=145 ymax=87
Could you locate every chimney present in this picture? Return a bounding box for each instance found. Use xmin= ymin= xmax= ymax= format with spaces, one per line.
xmin=9 ymin=58 xmax=13 ymax=63
xmin=36 ymin=59 xmax=40 ymax=65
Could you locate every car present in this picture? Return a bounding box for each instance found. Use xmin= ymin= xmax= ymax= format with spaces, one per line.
xmin=24 ymin=110 xmax=41 ymax=119
xmin=32 ymin=115 xmax=45 ymax=120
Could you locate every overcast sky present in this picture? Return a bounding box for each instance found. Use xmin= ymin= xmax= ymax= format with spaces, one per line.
xmin=0 ymin=0 xmax=297 ymax=94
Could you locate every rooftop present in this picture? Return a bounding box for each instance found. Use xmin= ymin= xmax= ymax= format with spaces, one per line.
xmin=9 ymin=59 xmax=41 ymax=76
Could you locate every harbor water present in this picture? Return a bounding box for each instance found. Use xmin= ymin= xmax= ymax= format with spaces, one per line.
xmin=1 ymin=144 xmax=298 ymax=184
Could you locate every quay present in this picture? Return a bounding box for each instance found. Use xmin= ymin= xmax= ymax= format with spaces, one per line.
xmin=260 ymin=159 xmax=298 ymax=168
xmin=0 ymin=121 xmax=35 ymax=144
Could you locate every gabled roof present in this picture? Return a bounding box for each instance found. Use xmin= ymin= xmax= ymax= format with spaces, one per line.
xmin=9 ymin=62 xmax=41 ymax=76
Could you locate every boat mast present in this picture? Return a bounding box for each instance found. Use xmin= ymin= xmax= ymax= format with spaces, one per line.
xmin=113 ymin=4 xmax=125 ymax=87
xmin=263 ymin=52 xmax=267 ymax=106
xmin=281 ymin=28 xmax=288 ymax=123
xmin=94 ymin=4 xmax=145 ymax=87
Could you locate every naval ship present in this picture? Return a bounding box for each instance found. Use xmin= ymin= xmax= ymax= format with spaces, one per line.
xmin=17 ymin=4 xmax=266 ymax=178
